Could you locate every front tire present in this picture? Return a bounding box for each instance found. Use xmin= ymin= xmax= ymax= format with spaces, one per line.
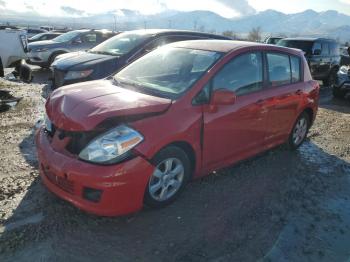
xmin=287 ymin=112 xmax=310 ymax=150
xmin=333 ymin=86 xmax=346 ymax=99
xmin=323 ymin=69 xmax=337 ymax=87
xmin=144 ymin=146 xmax=191 ymax=208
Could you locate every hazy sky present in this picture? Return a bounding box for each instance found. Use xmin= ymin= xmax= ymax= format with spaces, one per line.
xmin=1 ymin=0 xmax=350 ymax=17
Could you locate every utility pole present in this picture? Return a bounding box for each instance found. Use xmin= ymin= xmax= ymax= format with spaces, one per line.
xmin=193 ymin=20 xmax=197 ymax=31
xmin=113 ymin=14 xmax=117 ymax=31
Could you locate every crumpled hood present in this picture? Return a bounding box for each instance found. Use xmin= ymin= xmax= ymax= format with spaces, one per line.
xmin=52 ymin=51 xmax=116 ymax=70
xmin=46 ymin=80 xmax=172 ymax=131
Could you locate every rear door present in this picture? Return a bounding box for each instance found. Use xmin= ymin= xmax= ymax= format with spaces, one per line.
xmin=202 ymin=51 xmax=270 ymax=171
xmin=264 ymin=52 xmax=303 ymax=144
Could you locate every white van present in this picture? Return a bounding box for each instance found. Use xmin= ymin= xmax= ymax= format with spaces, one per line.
xmin=0 ymin=28 xmax=28 ymax=77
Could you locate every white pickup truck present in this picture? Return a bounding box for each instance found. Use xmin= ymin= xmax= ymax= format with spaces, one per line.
xmin=0 ymin=28 xmax=28 ymax=77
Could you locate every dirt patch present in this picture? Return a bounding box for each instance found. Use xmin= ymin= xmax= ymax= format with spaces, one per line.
xmin=0 ymin=76 xmax=349 ymax=261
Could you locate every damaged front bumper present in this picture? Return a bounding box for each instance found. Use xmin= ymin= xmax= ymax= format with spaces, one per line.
xmin=36 ymin=127 xmax=155 ymax=216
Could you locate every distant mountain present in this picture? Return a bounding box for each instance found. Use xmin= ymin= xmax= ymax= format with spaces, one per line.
xmin=1 ymin=8 xmax=350 ymax=41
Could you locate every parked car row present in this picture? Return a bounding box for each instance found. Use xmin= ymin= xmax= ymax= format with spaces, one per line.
xmin=26 ymin=29 xmax=117 ymax=68
xmin=50 ymin=29 xmax=230 ymax=87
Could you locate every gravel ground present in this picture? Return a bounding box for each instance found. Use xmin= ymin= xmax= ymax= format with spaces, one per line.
xmin=0 ymin=68 xmax=349 ymax=262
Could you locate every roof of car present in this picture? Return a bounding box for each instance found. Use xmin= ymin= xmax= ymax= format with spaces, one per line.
xmin=122 ymin=29 xmax=229 ymax=39
xmin=281 ymin=37 xmax=336 ymax=42
xmin=73 ymin=29 xmax=114 ymax=33
xmin=169 ymin=40 xmax=268 ymax=53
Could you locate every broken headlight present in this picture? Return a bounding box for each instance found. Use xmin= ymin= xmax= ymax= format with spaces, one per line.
xmin=79 ymin=125 xmax=143 ymax=164
xmin=64 ymin=69 xmax=93 ymax=80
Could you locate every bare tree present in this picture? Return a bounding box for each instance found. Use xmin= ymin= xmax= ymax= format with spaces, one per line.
xmin=222 ymin=30 xmax=233 ymax=37
xmin=248 ymin=27 xmax=262 ymax=42
xmin=222 ymin=30 xmax=239 ymax=39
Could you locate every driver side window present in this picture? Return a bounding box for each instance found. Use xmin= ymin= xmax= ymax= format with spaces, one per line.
xmin=212 ymin=52 xmax=263 ymax=96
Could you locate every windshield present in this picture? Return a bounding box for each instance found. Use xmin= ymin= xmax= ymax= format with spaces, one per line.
xmin=53 ymin=31 xmax=82 ymax=43
xmin=114 ymin=46 xmax=223 ymax=98
xmin=277 ymin=40 xmax=313 ymax=55
xmin=90 ymin=32 xmax=150 ymax=56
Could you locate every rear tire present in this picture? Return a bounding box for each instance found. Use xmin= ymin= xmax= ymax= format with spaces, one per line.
xmin=144 ymin=146 xmax=191 ymax=208
xmin=287 ymin=112 xmax=310 ymax=150
xmin=48 ymin=52 xmax=65 ymax=67
xmin=323 ymin=68 xmax=338 ymax=87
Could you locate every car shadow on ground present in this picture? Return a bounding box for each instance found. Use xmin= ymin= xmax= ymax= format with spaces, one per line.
xmin=1 ymin=133 xmax=350 ymax=261
xmin=318 ymin=86 xmax=349 ymax=114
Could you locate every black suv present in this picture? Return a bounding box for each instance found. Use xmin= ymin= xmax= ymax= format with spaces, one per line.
xmin=277 ymin=38 xmax=340 ymax=86
xmin=51 ymin=29 xmax=230 ymax=88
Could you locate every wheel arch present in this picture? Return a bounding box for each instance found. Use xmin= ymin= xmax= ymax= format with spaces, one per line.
xmin=153 ymin=141 xmax=197 ymax=178
xmin=303 ymin=107 xmax=314 ymax=125
xmin=48 ymin=50 xmax=68 ymax=64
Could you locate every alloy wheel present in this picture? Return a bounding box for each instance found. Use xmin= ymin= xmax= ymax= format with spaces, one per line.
xmin=148 ymin=158 xmax=184 ymax=202
xmin=292 ymin=117 xmax=308 ymax=146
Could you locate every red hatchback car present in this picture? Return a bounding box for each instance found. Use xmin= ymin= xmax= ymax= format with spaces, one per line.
xmin=36 ymin=40 xmax=320 ymax=216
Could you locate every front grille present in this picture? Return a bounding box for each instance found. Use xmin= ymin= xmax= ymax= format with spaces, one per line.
xmin=43 ymin=166 xmax=75 ymax=194
xmin=53 ymin=69 xmax=66 ymax=88
xmin=64 ymin=130 xmax=102 ymax=155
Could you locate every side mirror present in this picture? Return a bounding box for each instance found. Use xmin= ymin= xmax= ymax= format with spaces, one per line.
xmin=211 ymin=89 xmax=236 ymax=106
xmin=313 ymin=49 xmax=321 ymax=56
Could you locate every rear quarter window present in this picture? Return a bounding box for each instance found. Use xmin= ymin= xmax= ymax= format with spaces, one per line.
xmin=290 ymin=56 xmax=301 ymax=83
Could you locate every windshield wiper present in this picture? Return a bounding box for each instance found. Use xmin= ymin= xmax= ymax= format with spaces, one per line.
xmin=113 ymin=78 xmax=175 ymax=99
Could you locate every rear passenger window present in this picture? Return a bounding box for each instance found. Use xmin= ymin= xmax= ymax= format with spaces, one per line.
xmin=290 ymin=56 xmax=301 ymax=83
xmin=212 ymin=52 xmax=263 ymax=96
xmin=267 ymin=53 xmax=291 ymax=86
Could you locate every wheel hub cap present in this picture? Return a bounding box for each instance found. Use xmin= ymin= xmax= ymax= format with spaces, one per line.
xmin=148 ymin=158 xmax=184 ymax=201
xmin=293 ymin=117 xmax=307 ymax=145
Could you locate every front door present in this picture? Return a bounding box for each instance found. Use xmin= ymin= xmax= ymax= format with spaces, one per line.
xmin=202 ymin=51 xmax=270 ymax=172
